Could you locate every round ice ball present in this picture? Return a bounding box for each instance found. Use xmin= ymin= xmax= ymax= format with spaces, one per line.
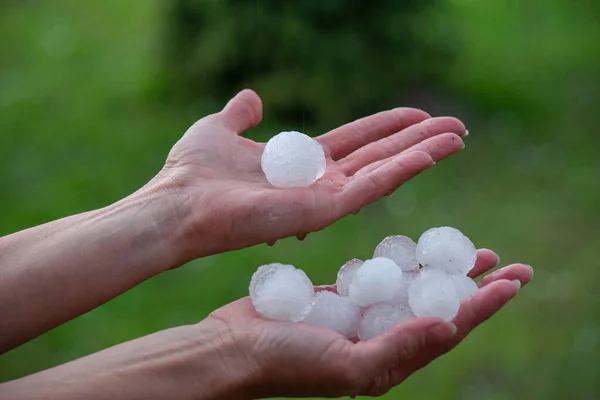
xmin=249 ymin=263 xmax=314 ymax=322
xmin=348 ymin=257 xmax=404 ymax=307
xmin=416 ymin=227 xmax=477 ymax=274
xmin=261 ymin=131 xmax=327 ymax=188
xmin=358 ymin=302 xmax=415 ymax=341
xmin=302 ymin=291 xmax=361 ymax=338
xmin=374 ymin=235 xmax=419 ymax=272
xmin=391 ymin=269 xmax=420 ymax=304
xmin=408 ymin=269 xmax=460 ymax=321
xmin=449 ymin=273 xmax=478 ymax=301
xmin=335 ymin=258 xmax=363 ymax=297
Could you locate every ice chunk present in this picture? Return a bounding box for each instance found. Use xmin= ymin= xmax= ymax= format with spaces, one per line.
xmin=358 ymin=302 xmax=415 ymax=341
xmin=335 ymin=258 xmax=363 ymax=297
xmin=302 ymin=290 xmax=361 ymax=338
xmin=449 ymin=273 xmax=478 ymax=301
xmin=403 ymin=269 xmax=420 ymax=286
xmin=373 ymin=235 xmax=419 ymax=272
xmin=391 ymin=269 xmax=420 ymax=304
xmin=348 ymin=257 xmax=404 ymax=307
xmin=261 ymin=131 xmax=327 ymax=188
xmin=250 ymin=263 xmax=314 ymax=322
xmin=416 ymin=227 xmax=477 ymax=274
xmin=408 ymin=269 xmax=460 ymax=321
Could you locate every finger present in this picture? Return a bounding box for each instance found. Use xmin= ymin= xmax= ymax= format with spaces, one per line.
xmin=314 ymin=285 xmax=338 ymax=294
xmin=477 ymin=263 xmax=533 ymax=288
xmin=389 ymin=279 xmax=520 ymax=385
xmin=357 ymin=317 xmax=457 ymax=374
xmin=214 ymin=89 xmax=263 ymax=134
xmin=353 ymin=133 xmax=463 ymax=178
xmin=339 ymin=117 xmax=466 ymax=175
xmin=317 ymin=108 xmax=431 ymax=160
xmin=455 ymin=279 xmax=520 ymax=332
xmin=336 ymin=151 xmax=434 ymax=217
xmin=400 ymin=133 xmax=464 ymax=160
xmin=467 ymin=249 xmax=500 ymax=279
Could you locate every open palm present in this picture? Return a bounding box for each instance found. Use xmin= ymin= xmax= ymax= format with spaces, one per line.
xmin=209 ymin=250 xmax=533 ymax=398
xmin=158 ymin=90 xmax=466 ymax=258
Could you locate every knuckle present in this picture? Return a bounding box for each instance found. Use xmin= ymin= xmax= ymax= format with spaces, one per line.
xmin=397 ymin=333 xmax=428 ymax=362
xmin=390 ymin=108 xmax=408 ymax=125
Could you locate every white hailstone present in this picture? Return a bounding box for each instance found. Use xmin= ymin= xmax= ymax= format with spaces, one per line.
xmin=348 ymin=257 xmax=404 ymax=307
xmin=302 ymin=291 xmax=361 ymax=338
xmin=335 ymin=258 xmax=364 ymax=297
xmin=249 ymin=263 xmax=314 ymax=322
xmin=261 ymin=131 xmax=327 ymax=188
xmin=403 ymin=269 xmax=420 ymax=286
xmin=373 ymin=235 xmax=419 ymax=272
xmin=416 ymin=227 xmax=477 ymax=274
xmin=408 ymin=269 xmax=460 ymax=321
xmin=358 ymin=302 xmax=415 ymax=341
xmin=392 ymin=269 xmax=420 ymax=304
xmin=449 ymin=273 xmax=478 ymax=301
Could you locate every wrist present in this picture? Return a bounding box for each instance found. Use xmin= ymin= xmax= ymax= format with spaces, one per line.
xmin=0 ymin=322 xmax=255 ymax=400
xmin=110 ymin=176 xmax=196 ymax=272
xmin=144 ymin=168 xmax=225 ymax=264
xmin=190 ymin=318 xmax=259 ymax=400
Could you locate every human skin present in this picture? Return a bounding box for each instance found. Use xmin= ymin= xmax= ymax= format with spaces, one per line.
xmin=0 ymin=251 xmax=533 ymax=399
xmin=0 ymin=89 xmax=534 ymax=398
xmin=0 ymin=89 xmax=467 ymax=352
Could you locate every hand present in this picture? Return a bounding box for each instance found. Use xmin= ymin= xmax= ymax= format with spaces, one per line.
xmin=208 ymin=250 xmax=533 ymax=398
xmin=154 ymin=90 xmax=466 ymax=261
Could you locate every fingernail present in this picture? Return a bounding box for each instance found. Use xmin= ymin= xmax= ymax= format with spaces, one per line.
xmin=512 ymin=279 xmax=521 ymax=289
xmin=525 ymin=264 xmax=534 ymax=277
xmin=447 ymin=322 xmax=458 ymax=336
xmin=432 ymin=161 xmax=437 ymax=166
xmin=431 ymin=322 xmax=457 ymax=339
xmin=464 ymin=129 xmax=470 ymax=137
xmin=461 ymin=141 xmax=466 ymax=150
xmin=495 ymin=254 xmax=501 ymax=267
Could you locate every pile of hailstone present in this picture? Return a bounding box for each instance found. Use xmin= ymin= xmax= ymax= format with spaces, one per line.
xmin=249 ymin=227 xmax=478 ymax=341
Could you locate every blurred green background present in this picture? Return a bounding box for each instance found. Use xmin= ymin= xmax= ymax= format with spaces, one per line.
xmin=1 ymin=0 xmax=599 ymax=398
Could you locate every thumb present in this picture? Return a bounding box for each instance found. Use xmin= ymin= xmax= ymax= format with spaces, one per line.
xmin=217 ymin=89 xmax=263 ymax=134
xmin=359 ymin=317 xmax=457 ymax=372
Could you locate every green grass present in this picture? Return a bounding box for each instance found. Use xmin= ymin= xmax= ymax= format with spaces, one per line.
xmin=1 ymin=1 xmax=599 ymax=399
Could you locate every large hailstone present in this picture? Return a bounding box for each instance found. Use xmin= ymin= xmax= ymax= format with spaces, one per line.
xmin=358 ymin=302 xmax=415 ymax=341
xmin=391 ymin=269 xmax=420 ymax=305
xmin=335 ymin=258 xmax=363 ymax=297
xmin=249 ymin=263 xmax=314 ymax=322
xmin=408 ymin=269 xmax=460 ymax=321
xmin=449 ymin=273 xmax=478 ymax=301
xmin=261 ymin=131 xmax=327 ymax=188
xmin=416 ymin=227 xmax=477 ymax=274
xmin=302 ymin=291 xmax=361 ymax=338
xmin=348 ymin=257 xmax=404 ymax=307
xmin=373 ymin=235 xmax=419 ymax=272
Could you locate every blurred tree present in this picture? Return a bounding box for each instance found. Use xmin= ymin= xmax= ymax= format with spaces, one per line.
xmin=162 ymin=0 xmax=449 ymax=130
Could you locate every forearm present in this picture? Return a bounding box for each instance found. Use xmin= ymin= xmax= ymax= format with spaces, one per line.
xmin=0 ymin=320 xmax=253 ymax=400
xmin=0 ymin=180 xmax=189 ymax=352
